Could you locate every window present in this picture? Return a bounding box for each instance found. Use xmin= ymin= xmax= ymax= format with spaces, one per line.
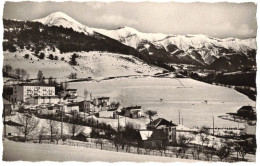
xmin=164 ymin=127 xmax=169 ymax=132
xmin=169 ymin=127 xmax=172 ymax=132
xmin=169 ymin=135 xmax=172 ymax=140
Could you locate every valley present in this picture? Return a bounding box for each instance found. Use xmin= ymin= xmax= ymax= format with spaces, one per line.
xmin=68 ymin=77 xmax=255 ymax=128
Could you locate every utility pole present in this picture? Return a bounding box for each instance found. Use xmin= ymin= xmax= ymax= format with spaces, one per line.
xmin=118 ymin=113 xmax=120 ymax=132
xmin=179 ymin=110 xmax=180 ymax=125
xmin=92 ymin=112 xmax=94 ymax=127
xmin=125 ymin=115 xmax=126 ymax=126
xmin=3 ymin=105 xmax=6 ymax=138
xmin=212 ymin=116 xmax=215 ymax=136
xmin=60 ymin=105 xmax=63 ymax=141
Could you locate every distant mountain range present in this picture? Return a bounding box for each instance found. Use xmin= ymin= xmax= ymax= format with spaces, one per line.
xmin=3 ymin=11 xmax=257 ymax=72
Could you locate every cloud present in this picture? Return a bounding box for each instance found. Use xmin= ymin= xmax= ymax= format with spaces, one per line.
xmin=95 ymin=14 xmax=138 ymax=27
xmin=86 ymin=2 xmax=106 ymax=10
xmin=235 ymin=24 xmax=255 ymax=36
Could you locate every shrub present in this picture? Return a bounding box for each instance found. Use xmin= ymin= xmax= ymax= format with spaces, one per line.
xmin=39 ymin=52 xmax=45 ymax=59
xmin=48 ymin=54 xmax=54 ymax=60
xmin=24 ymin=54 xmax=30 ymax=59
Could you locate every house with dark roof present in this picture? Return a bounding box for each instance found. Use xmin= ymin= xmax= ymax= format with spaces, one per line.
xmin=77 ymin=100 xmax=93 ymax=113
xmin=93 ymin=97 xmax=110 ymax=107
xmin=121 ymin=106 xmax=142 ymax=119
xmin=58 ymin=89 xmax=78 ymax=102
xmin=138 ymin=129 xmax=168 ymax=149
xmin=73 ymin=127 xmax=92 ymax=141
xmin=147 ymin=118 xmax=177 ymax=144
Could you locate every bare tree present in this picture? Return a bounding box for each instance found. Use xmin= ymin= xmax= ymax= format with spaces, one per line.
xmin=20 ymin=69 xmax=27 ymax=80
xmin=203 ymin=149 xmax=215 ymax=161
xmin=3 ymin=64 xmax=13 ymax=77
xmin=37 ymin=70 xmax=44 ymax=81
xmin=38 ymin=125 xmax=48 ymax=143
xmin=95 ymin=138 xmax=103 ymax=150
xmin=15 ymin=68 xmax=21 ymax=79
xmin=84 ymin=89 xmax=89 ymax=100
xmin=46 ymin=118 xmax=59 ymax=142
xmin=178 ymin=134 xmax=194 ymax=148
xmin=26 ymin=73 xmax=30 ymax=81
xmin=215 ymin=144 xmax=231 ymax=161
xmin=68 ymin=72 xmax=77 ymax=79
xmin=14 ymin=115 xmax=40 ymax=141
xmin=66 ymin=113 xmax=83 ymax=137
xmin=200 ymin=134 xmax=210 ymax=147
xmin=144 ymin=110 xmax=157 ymax=124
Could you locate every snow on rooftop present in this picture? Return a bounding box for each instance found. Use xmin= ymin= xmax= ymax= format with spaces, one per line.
xmin=139 ymin=130 xmax=153 ymax=140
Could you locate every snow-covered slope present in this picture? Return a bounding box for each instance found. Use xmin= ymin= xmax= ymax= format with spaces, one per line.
xmin=93 ymin=26 xmax=168 ymax=48
xmin=155 ymin=35 xmax=256 ymax=53
xmin=3 ymin=50 xmax=163 ymax=80
xmin=34 ymin=11 xmax=94 ymax=35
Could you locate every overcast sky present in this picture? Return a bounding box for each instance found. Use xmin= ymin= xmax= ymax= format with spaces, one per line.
xmin=3 ymin=1 xmax=257 ymax=39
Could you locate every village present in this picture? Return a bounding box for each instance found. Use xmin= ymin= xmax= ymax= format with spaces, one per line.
xmin=2 ymin=76 xmax=256 ymax=162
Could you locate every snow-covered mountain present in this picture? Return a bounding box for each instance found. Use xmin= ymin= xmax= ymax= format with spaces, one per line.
xmin=31 ymin=11 xmax=257 ymax=70
xmin=93 ymin=26 xmax=168 ymax=48
xmin=34 ymin=11 xmax=94 ymax=35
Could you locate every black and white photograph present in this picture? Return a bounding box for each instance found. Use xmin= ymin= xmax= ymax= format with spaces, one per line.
xmin=1 ymin=0 xmax=258 ymax=163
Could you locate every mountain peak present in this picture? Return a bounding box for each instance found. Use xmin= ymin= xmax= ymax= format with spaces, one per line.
xmin=34 ymin=11 xmax=81 ymax=25
xmin=34 ymin=11 xmax=93 ymax=35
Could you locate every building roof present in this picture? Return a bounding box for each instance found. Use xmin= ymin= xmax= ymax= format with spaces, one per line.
xmin=108 ymin=107 xmax=118 ymax=111
xmin=4 ymin=120 xmax=23 ymax=127
xmin=17 ymin=83 xmax=55 ymax=87
xmin=149 ymin=118 xmax=177 ymax=128
xmin=67 ymin=103 xmax=79 ymax=107
xmin=139 ymin=130 xmax=153 ymax=140
xmin=97 ymin=97 xmax=110 ymax=100
xmin=76 ymin=127 xmax=92 ymax=137
xmin=3 ymin=99 xmax=12 ymax=105
xmin=65 ymin=89 xmax=77 ymax=91
xmin=123 ymin=106 xmax=142 ymax=110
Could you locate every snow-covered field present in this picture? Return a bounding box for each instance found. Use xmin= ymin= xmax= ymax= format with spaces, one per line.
xmin=3 ymin=141 xmax=192 ymax=162
xmin=3 ymin=50 xmax=162 ymax=79
xmin=69 ymin=77 xmax=255 ymax=128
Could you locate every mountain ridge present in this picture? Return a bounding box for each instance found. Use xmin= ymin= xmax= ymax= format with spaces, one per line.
xmin=4 ymin=11 xmax=257 ymax=72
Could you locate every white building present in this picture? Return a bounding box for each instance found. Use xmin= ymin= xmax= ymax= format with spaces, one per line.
xmin=37 ymin=103 xmax=79 ymax=115
xmin=10 ymin=83 xmax=55 ymax=103
xmin=26 ymin=96 xmax=62 ymax=106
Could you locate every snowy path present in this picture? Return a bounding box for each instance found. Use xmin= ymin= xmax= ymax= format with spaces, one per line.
xmin=3 ymin=141 xmax=193 ymax=162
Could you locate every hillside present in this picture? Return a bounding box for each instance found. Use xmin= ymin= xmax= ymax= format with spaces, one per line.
xmin=3 ymin=50 xmax=163 ymax=79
